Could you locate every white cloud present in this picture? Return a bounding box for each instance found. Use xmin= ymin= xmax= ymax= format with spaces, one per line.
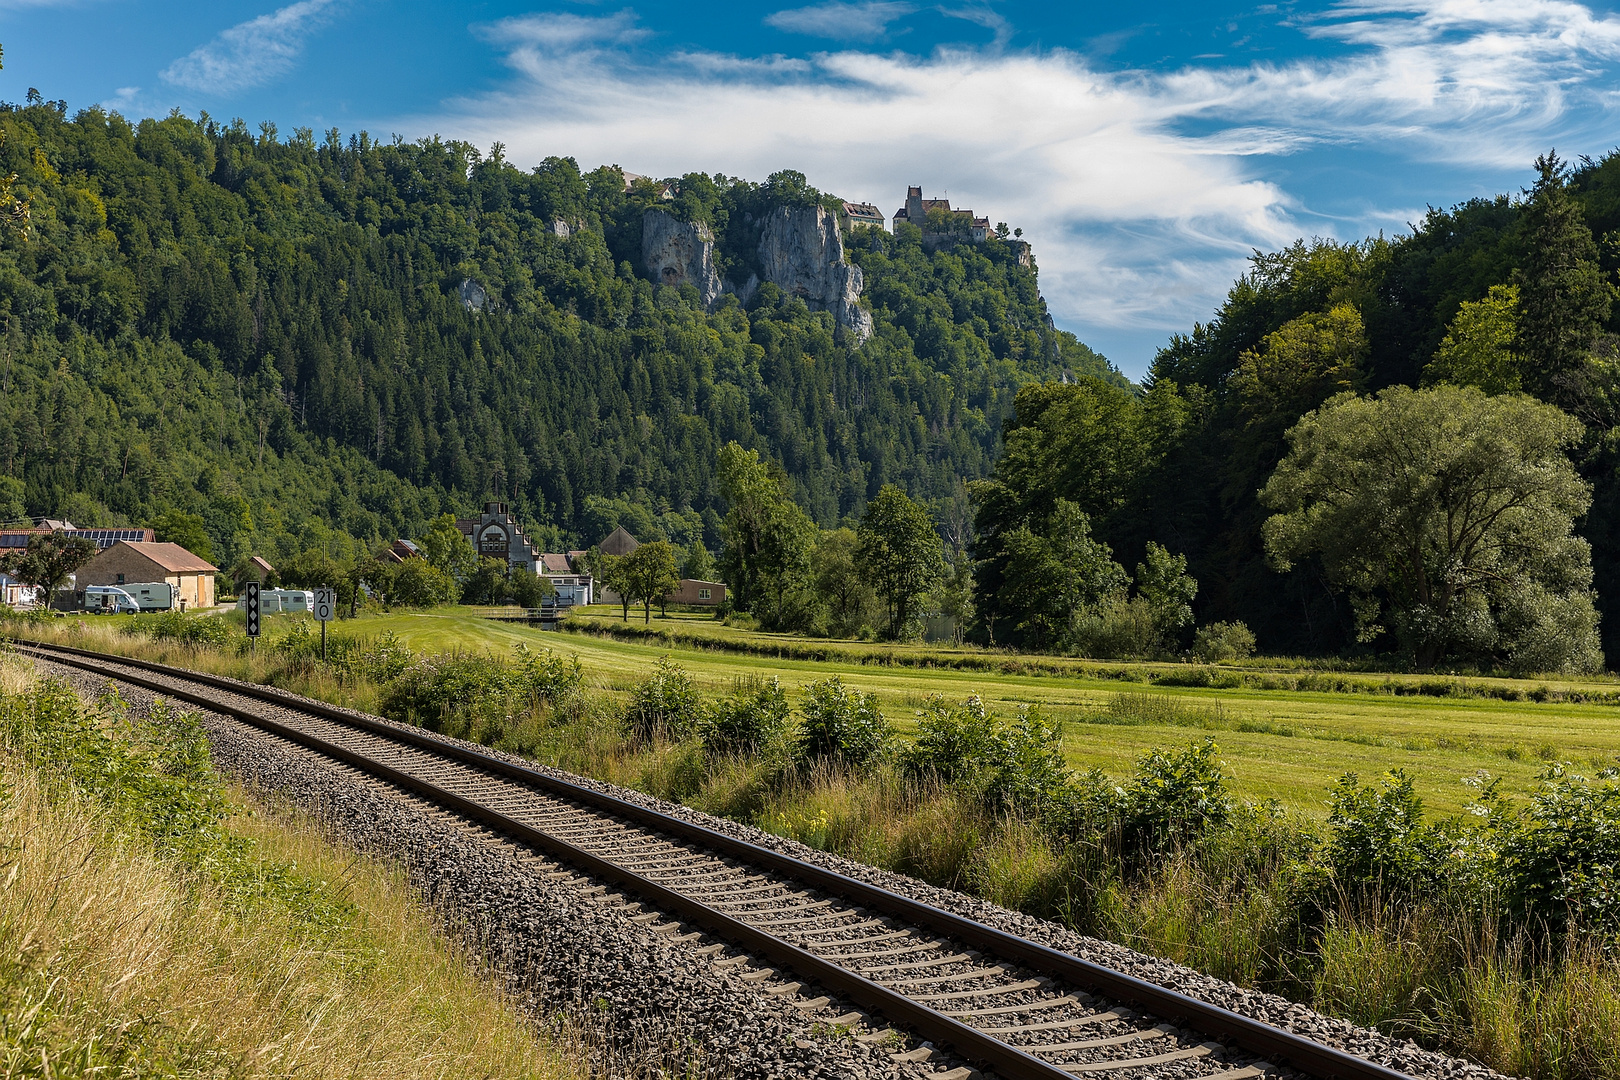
xmin=477 ymin=9 xmax=649 ymax=51
xmin=162 ymin=0 xmax=338 ymax=93
xmin=938 ymin=4 xmax=1013 ymax=48
xmin=100 ymin=86 xmax=141 ymax=112
xmin=765 ymin=2 xmax=917 ymax=42
xmin=401 ymin=1 xmax=1620 ymax=371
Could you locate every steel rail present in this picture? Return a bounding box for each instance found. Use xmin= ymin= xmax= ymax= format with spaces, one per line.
xmin=13 ymin=638 xmax=1412 ymax=1080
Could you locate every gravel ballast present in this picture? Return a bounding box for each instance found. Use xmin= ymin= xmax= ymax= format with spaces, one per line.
xmin=36 ymin=651 xmax=1511 ymax=1080
xmin=40 ymin=657 xmax=939 ymax=1080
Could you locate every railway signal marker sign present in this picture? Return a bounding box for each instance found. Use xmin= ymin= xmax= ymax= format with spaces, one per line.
xmin=245 ymin=581 xmax=261 ymax=644
xmin=314 ymin=585 xmax=336 ymax=660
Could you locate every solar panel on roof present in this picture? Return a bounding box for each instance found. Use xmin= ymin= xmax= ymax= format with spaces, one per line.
xmin=63 ymin=529 xmax=148 ymax=549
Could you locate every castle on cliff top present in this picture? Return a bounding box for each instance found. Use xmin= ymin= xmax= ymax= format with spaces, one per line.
xmin=891 ymin=186 xmax=994 ymax=242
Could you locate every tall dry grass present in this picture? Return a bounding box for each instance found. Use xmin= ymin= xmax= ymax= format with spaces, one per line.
xmin=0 ymin=654 xmax=585 ymax=1079
xmin=14 ymin=619 xmax=1620 ymax=1079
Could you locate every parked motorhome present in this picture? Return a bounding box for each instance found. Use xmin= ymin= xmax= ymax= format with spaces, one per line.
xmin=83 ymin=585 xmax=140 ymax=614
xmin=235 ymin=588 xmax=315 ymax=614
xmin=123 ymin=582 xmax=175 ymax=611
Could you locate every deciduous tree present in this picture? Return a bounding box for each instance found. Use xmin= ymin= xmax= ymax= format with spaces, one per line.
xmin=0 ymin=532 xmax=95 ymax=599
xmin=620 ymin=540 xmax=679 ymax=623
xmin=717 ymin=443 xmax=816 ymax=629
xmin=997 ymin=500 xmax=1127 ymax=651
xmin=1261 ymin=385 xmax=1601 ymax=672
xmin=858 ymin=485 xmax=944 ymax=639
xmin=1423 ymin=284 xmax=1524 ymax=394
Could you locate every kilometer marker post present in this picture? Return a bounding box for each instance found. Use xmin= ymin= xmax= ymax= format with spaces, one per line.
xmin=314 ymin=586 xmax=337 ymax=661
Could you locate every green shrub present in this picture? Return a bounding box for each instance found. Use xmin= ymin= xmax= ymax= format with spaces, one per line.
xmin=981 ymin=706 xmax=1072 ymax=817
xmin=904 ymin=695 xmax=1002 ymax=785
xmin=1069 ymin=596 xmax=1158 ymax=659
xmin=1496 ymin=764 xmax=1620 ymax=937
xmin=511 ymin=644 xmax=584 ymax=709
xmin=378 ymin=647 xmax=580 ymax=735
xmin=341 ymin=632 xmax=414 ymax=683
xmin=623 ymin=656 xmax=702 ymax=744
xmin=136 ymin=611 xmax=232 ymax=649
xmin=1123 ymin=736 xmax=1233 ymax=850
xmin=702 ymin=678 xmax=791 ymax=756
xmin=274 ymin=621 xmax=322 ymax=662
xmin=906 ymin=695 xmax=1074 ymax=816
xmin=1191 ymin=621 xmax=1257 ymax=663
xmin=1152 ymin=666 xmax=1244 ymax=689
xmin=1323 ymin=770 xmax=1445 ymax=897
xmin=795 ymin=677 xmax=891 ymax=768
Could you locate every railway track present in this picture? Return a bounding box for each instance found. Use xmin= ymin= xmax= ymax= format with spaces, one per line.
xmin=12 ymin=639 xmax=1413 ymax=1080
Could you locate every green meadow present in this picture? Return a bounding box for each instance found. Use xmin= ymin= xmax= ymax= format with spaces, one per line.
xmin=327 ymin=607 xmax=1620 ymax=817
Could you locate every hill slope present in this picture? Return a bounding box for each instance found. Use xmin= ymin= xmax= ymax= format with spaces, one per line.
xmin=0 ymin=102 xmax=1109 ymax=566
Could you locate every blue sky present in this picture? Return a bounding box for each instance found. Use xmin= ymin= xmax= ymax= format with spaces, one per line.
xmin=6 ymin=1 xmax=1620 ymax=378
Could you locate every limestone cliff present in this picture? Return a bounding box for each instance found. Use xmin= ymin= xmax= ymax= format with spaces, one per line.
xmin=756 ymin=206 xmax=873 ymax=343
xmin=641 ymin=210 xmax=722 ymax=309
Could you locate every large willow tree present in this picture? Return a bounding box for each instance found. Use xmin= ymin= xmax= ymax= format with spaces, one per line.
xmin=1260 ymin=385 xmax=1601 ymax=673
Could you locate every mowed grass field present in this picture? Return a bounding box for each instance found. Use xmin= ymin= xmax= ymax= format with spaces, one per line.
xmin=325 ymin=607 xmax=1620 ymax=817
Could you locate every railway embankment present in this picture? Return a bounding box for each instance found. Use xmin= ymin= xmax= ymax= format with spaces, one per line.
xmin=21 ymin=642 xmax=1520 ymax=1080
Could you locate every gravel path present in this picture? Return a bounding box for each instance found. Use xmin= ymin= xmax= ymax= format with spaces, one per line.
xmin=38 ymin=652 xmax=1513 ymax=1080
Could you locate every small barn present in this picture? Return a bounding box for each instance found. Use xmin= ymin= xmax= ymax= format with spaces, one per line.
xmin=232 ymin=555 xmax=277 ymax=591
xmin=79 ymin=541 xmax=218 ymax=611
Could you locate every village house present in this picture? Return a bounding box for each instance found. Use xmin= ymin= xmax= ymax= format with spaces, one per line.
xmin=231 ymin=555 xmax=277 ymax=592
xmin=78 ymin=541 xmax=218 ymax=611
xmin=0 ymin=523 xmax=159 ymax=607
xmin=841 ymin=201 xmax=886 ymax=231
xmin=382 ymin=538 xmax=421 ymax=563
xmin=621 ymin=171 xmax=676 ymax=200
xmin=537 ymin=552 xmax=593 ymax=606
xmin=0 ymin=569 xmax=38 ymax=608
xmin=455 ymin=502 xmax=542 ymax=574
xmin=0 ymin=524 xmax=155 ymax=554
xmin=592 ymin=527 xmax=726 ymax=608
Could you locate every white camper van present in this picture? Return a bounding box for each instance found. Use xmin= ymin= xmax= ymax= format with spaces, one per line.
xmin=124 ymin=582 xmax=175 ymax=611
xmin=83 ymin=585 xmax=140 ymax=614
xmin=235 ymin=589 xmax=315 ymax=615
xmin=273 ymin=589 xmax=314 ymax=613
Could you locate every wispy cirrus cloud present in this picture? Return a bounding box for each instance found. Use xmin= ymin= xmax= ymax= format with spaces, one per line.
xmin=413 ymin=0 xmax=1620 ymax=371
xmin=162 ymin=0 xmax=338 ymax=93
xmin=476 ymin=9 xmax=650 ymax=52
xmin=765 ymin=2 xmax=918 ymax=42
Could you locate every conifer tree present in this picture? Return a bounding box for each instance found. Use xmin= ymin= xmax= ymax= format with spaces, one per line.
xmin=1514 ymin=151 xmax=1615 ymax=404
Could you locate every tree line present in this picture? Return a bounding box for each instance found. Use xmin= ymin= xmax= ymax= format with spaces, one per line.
xmin=959 ymin=152 xmax=1620 ymax=672
xmin=0 ymin=95 xmax=1109 ymax=583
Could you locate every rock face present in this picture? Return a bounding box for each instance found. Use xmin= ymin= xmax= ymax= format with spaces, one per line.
xmin=757 ymin=206 xmax=873 ymax=343
xmin=641 ymin=210 xmax=722 ymax=309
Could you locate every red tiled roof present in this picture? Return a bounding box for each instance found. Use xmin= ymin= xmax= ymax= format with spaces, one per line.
xmin=111 ymin=541 xmax=218 ymax=574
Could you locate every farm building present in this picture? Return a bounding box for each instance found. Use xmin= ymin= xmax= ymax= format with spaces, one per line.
xmin=592 ymin=528 xmax=726 ymax=607
xmin=77 ymin=541 xmax=218 ymax=611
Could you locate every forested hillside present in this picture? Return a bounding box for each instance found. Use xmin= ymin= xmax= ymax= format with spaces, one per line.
xmin=972 ymin=151 xmax=1620 ymax=666
xmin=0 ymin=98 xmax=1108 ymax=569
